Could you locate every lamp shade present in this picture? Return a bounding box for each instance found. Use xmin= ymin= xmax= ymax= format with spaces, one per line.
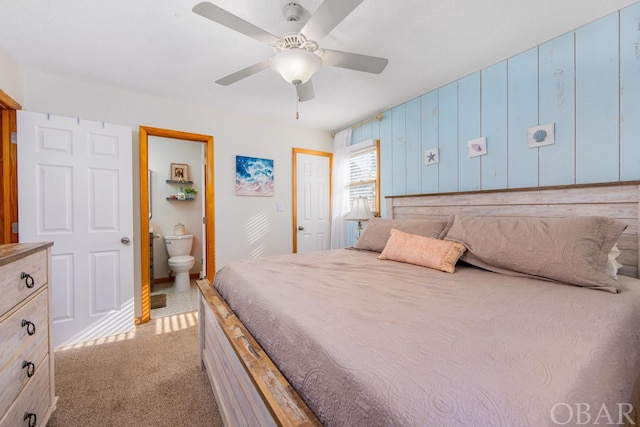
xmin=345 ymin=197 xmax=374 ymax=221
xmin=271 ymin=49 xmax=322 ymax=85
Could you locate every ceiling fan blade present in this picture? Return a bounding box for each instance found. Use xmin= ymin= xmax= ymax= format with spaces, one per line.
xmin=296 ymin=80 xmax=315 ymax=102
xmin=215 ymin=59 xmax=271 ymax=85
xmin=320 ymin=49 xmax=388 ymax=74
xmin=193 ymin=2 xmax=280 ymax=45
xmin=300 ymin=0 xmax=364 ymax=41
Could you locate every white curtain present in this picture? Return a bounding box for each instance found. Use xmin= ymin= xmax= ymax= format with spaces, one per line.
xmin=330 ymin=128 xmax=352 ymax=249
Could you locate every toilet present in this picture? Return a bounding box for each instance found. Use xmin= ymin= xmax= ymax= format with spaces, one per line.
xmin=163 ymin=234 xmax=195 ymax=292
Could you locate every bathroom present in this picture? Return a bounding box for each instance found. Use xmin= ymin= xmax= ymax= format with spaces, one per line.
xmin=148 ymin=135 xmax=204 ymax=317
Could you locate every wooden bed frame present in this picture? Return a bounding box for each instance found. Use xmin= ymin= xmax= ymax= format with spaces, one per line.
xmin=197 ymin=181 xmax=640 ymax=426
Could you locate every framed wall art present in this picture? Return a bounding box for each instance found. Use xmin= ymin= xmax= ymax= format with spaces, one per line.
xmin=528 ymin=123 xmax=555 ymax=148
xmin=424 ymin=148 xmax=439 ymax=165
xmin=235 ymin=156 xmax=274 ymax=197
xmin=170 ymin=163 xmax=189 ymax=181
xmin=467 ymin=137 xmax=487 ymax=158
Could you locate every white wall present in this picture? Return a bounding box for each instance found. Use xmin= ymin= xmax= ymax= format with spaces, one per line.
xmin=0 ymin=47 xmax=24 ymax=105
xmin=22 ymin=69 xmax=333 ymax=317
xmin=149 ymin=136 xmax=203 ymax=280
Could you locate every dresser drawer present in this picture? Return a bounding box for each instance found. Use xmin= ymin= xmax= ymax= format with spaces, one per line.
xmin=0 ymin=355 xmax=51 ymax=427
xmin=0 ymin=315 xmax=48 ymax=416
xmin=0 ymin=290 xmax=48 ymax=372
xmin=0 ymin=251 xmax=47 ymax=317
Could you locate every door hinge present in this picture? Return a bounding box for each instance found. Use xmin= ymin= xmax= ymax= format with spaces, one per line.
xmin=10 ymin=132 xmax=17 ymax=144
xmin=202 ymin=157 xmax=206 ymax=165
xmin=202 ymin=216 xmax=206 ymax=224
xmin=11 ymin=222 xmax=18 ymax=233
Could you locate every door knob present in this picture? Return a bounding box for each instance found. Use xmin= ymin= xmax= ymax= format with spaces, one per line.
xmin=298 ymin=226 xmax=304 ymax=231
xmin=121 ymin=237 xmax=131 ymax=245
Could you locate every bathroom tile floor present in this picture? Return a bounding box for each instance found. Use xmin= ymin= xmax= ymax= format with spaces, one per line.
xmin=150 ymin=279 xmax=199 ymax=319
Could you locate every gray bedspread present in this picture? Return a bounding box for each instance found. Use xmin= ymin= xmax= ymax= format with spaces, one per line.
xmin=213 ymin=249 xmax=640 ymax=426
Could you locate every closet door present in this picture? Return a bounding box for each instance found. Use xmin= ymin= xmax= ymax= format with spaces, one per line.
xmin=295 ymin=151 xmax=331 ymax=253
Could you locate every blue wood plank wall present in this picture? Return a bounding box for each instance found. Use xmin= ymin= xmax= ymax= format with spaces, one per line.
xmin=343 ymin=3 xmax=640 ymax=218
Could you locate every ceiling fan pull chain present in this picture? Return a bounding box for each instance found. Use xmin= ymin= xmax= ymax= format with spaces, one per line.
xmin=296 ymin=97 xmax=299 ymax=120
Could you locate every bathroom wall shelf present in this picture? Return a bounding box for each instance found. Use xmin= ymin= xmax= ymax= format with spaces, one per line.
xmin=166 ymin=180 xmax=196 ymax=201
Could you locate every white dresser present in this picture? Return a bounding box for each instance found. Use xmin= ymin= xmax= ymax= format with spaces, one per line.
xmin=0 ymin=243 xmax=57 ymax=427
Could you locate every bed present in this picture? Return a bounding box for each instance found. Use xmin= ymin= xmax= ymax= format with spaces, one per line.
xmin=197 ymin=181 xmax=640 ymax=426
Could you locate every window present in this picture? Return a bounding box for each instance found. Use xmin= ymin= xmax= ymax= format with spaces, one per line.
xmin=345 ymin=139 xmax=380 ymax=216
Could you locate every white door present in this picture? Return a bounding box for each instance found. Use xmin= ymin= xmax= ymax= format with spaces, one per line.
xmin=296 ymin=152 xmax=331 ymax=253
xmin=18 ymin=111 xmax=134 ymax=348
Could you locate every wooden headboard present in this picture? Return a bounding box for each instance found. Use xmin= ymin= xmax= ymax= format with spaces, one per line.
xmin=386 ymin=181 xmax=640 ymax=278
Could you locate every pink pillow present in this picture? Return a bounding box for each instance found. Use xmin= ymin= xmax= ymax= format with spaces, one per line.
xmin=378 ymin=229 xmax=466 ymax=273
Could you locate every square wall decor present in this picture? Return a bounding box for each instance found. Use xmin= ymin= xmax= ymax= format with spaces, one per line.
xmin=528 ymin=123 xmax=555 ymax=148
xmin=170 ymin=163 xmax=189 ymax=181
xmin=425 ymin=148 xmax=439 ymax=165
xmin=467 ymin=137 xmax=487 ymax=158
xmin=235 ymin=156 xmax=274 ymax=197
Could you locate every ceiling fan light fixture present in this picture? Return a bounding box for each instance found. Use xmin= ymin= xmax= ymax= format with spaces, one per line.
xmin=271 ymin=49 xmax=322 ymax=85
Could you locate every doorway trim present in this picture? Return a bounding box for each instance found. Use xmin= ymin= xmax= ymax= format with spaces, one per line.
xmin=0 ymin=89 xmax=21 ymax=244
xmin=138 ymin=126 xmax=215 ymax=324
xmin=291 ymin=148 xmax=332 ymax=253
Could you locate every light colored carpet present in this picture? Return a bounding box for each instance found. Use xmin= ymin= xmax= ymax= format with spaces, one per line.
xmin=47 ymin=311 xmax=224 ymax=427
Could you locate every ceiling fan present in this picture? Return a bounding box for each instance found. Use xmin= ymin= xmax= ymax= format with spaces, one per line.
xmin=192 ymin=0 xmax=389 ymax=103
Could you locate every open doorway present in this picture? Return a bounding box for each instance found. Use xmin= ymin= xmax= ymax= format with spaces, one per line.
xmin=138 ymin=126 xmax=214 ymax=324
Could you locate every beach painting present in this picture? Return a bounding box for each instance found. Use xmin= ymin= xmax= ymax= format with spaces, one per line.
xmin=236 ymin=156 xmax=275 ymax=197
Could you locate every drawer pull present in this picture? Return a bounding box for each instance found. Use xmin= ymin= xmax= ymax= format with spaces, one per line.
xmin=21 ymin=319 xmax=36 ymax=335
xmin=22 ymin=360 xmax=35 ymax=377
xmin=21 ymin=272 xmax=35 ymax=288
xmin=24 ymin=412 xmax=37 ymax=427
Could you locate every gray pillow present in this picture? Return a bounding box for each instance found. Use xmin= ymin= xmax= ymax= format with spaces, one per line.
xmin=355 ymin=218 xmax=449 ymax=252
xmin=442 ymin=215 xmax=627 ymax=293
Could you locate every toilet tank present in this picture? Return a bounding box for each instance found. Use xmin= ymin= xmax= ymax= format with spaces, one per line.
xmin=164 ymin=234 xmax=193 ymax=257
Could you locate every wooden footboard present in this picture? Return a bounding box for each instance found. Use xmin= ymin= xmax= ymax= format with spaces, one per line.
xmin=196 ymin=279 xmax=321 ymax=427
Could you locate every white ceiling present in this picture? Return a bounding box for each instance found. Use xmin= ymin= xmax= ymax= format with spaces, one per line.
xmin=0 ymin=0 xmax=637 ymax=132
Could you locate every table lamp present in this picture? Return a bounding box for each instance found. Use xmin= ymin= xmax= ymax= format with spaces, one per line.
xmin=345 ymin=197 xmax=374 ymax=239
